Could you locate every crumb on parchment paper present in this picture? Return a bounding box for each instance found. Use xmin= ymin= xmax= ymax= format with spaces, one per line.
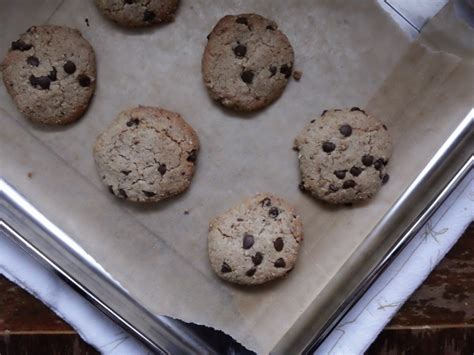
xmin=27 ymin=171 xmax=33 ymax=178
xmin=293 ymin=70 xmax=302 ymax=81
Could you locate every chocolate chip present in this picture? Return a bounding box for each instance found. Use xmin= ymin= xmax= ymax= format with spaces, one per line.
xmin=11 ymin=40 xmax=32 ymax=51
xmin=280 ymin=64 xmax=292 ymax=78
xmin=126 ymin=118 xmax=140 ymax=127
xmin=252 ymin=252 xmax=263 ymax=266
xmin=221 ymin=262 xmax=232 ymax=273
xmin=78 ymin=74 xmax=91 ymax=87
xmin=85 ymin=18 xmax=90 ymax=27
xmin=124 ymin=0 xmax=134 ymax=3
xmin=339 ymin=124 xmax=352 ymax=137
xmin=158 ymin=164 xmax=167 ymax=175
xmin=246 ymin=268 xmax=256 ymax=277
xmin=121 ymin=170 xmax=131 ymax=175
xmin=334 ymin=170 xmax=346 ymax=179
xmin=350 ymin=107 xmax=366 ymax=114
xmin=108 ymin=186 xmax=115 ymax=195
xmin=362 ymin=155 xmax=374 ymax=166
xmin=236 ymin=17 xmax=248 ymax=25
xmin=29 ymin=75 xmax=50 ymax=90
xmin=143 ymin=191 xmax=156 ymax=197
xmin=374 ymin=158 xmax=384 ymax=171
xmin=118 ymin=189 xmax=128 ymax=198
xmin=329 ymin=184 xmax=339 ymax=192
xmin=48 ymin=67 xmax=57 ymax=81
xmin=187 ymin=150 xmax=197 ymax=162
xmin=269 ymin=207 xmax=279 ymax=218
xmin=274 ymin=237 xmax=284 ymax=252
xmin=343 ymin=180 xmax=356 ymax=189
xmin=241 ymin=70 xmax=254 ymax=84
xmin=233 ymin=44 xmax=246 ymax=57
xmin=63 ymin=61 xmax=76 ymax=74
xmin=143 ymin=10 xmax=156 ymax=22
xmin=236 ymin=218 xmax=244 ymax=222
xmin=322 ymin=141 xmax=336 ymax=153
xmin=243 ymin=233 xmax=254 ymax=249
xmin=321 ymin=110 xmax=328 ymax=116
xmin=383 ymin=124 xmax=388 ymax=130
xmin=261 ymin=197 xmax=272 ymax=207
xmin=298 ymin=182 xmax=306 ymax=192
xmin=382 ymin=174 xmax=390 ymax=184
xmin=269 ymin=66 xmax=277 ymax=77
xmin=310 ymin=119 xmax=316 ymax=123
xmin=26 ymin=56 xmax=39 ymax=66
xmin=274 ymin=258 xmax=286 ymax=268
xmin=350 ymin=166 xmax=362 ymax=177
xmin=266 ymin=25 xmax=275 ymax=30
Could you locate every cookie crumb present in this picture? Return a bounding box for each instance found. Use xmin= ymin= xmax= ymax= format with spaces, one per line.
xmin=85 ymin=18 xmax=90 ymax=27
xmin=293 ymin=70 xmax=302 ymax=81
xmin=184 ymin=210 xmax=190 ymax=215
xmin=27 ymin=171 xmax=33 ymax=178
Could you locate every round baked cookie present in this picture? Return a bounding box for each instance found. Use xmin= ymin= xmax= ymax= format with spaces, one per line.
xmin=202 ymin=13 xmax=294 ymax=112
xmin=1 ymin=26 xmax=96 ymax=125
xmin=94 ymin=0 xmax=179 ymax=27
xmin=208 ymin=193 xmax=303 ymax=285
xmin=294 ymin=108 xmax=392 ymax=204
xmin=93 ymin=106 xmax=199 ymax=202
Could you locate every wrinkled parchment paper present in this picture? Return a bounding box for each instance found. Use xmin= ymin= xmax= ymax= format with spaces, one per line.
xmin=1 ymin=1 xmax=473 ymax=353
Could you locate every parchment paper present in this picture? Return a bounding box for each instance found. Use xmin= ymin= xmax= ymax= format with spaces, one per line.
xmin=1 ymin=1 xmax=473 ymax=353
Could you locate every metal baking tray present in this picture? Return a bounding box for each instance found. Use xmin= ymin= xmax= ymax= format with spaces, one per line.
xmin=1 ymin=1 xmax=473 ymax=354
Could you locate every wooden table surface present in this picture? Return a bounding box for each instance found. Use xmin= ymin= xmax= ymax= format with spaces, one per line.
xmin=1 ymin=223 xmax=472 ymax=354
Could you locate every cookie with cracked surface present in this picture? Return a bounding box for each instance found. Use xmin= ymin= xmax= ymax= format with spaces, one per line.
xmin=202 ymin=13 xmax=294 ymax=112
xmin=208 ymin=193 xmax=303 ymax=285
xmin=94 ymin=0 xmax=179 ymax=27
xmin=93 ymin=106 xmax=199 ymax=202
xmin=1 ymin=25 xmax=96 ymax=125
xmin=294 ymin=108 xmax=392 ymax=204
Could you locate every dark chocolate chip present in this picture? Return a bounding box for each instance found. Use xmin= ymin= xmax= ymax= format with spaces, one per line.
xmin=334 ymin=170 xmax=346 ymax=179
xmin=187 ymin=149 xmax=197 ymax=162
xmin=246 ymin=268 xmax=256 ymax=277
xmin=343 ymin=180 xmax=356 ymax=189
xmin=108 ymin=186 xmax=115 ymax=195
xmin=383 ymin=124 xmax=388 ymax=130
xmin=48 ymin=67 xmax=57 ymax=81
xmin=374 ymin=158 xmax=384 ymax=171
xmin=143 ymin=10 xmax=156 ymax=22
xmin=126 ymin=118 xmax=140 ymax=127
xmin=322 ymin=141 xmax=336 ymax=153
xmin=121 ymin=170 xmax=131 ymax=175
xmin=243 ymin=233 xmax=254 ymax=249
xmin=118 ymin=189 xmax=128 ymax=198
xmin=63 ymin=60 xmax=76 ymax=74
xmin=350 ymin=107 xmax=366 ymax=114
xmin=158 ymin=164 xmax=167 ymax=175
xmin=310 ymin=119 xmax=316 ymax=123
xmin=11 ymin=40 xmax=32 ymax=51
xmin=221 ymin=262 xmax=232 ymax=273
xmin=274 ymin=258 xmax=286 ymax=268
xmin=339 ymin=124 xmax=352 ymax=137
xmin=26 ymin=56 xmax=39 ymax=66
xmin=78 ymin=74 xmax=91 ymax=87
xmin=362 ymin=155 xmax=374 ymax=166
xmin=274 ymin=237 xmax=284 ymax=252
xmin=236 ymin=218 xmax=244 ymax=222
xmin=329 ymin=184 xmax=339 ymax=192
xmin=236 ymin=17 xmax=248 ymax=25
xmin=350 ymin=166 xmax=362 ymax=177
xmin=269 ymin=66 xmax=277 ymax=77
xmin=321 ymin=109 xmax=328 ymax=116
xmin=233 ymin=44 xmax=246 ymax=57
xmin=298 ymin=182 xmax=306 ymax=192
xmin=29 ymin=75 xmax=50 ymax=90
xmin=241 ymin=70 xmax=254 ymax=84
xmin=382 ymin=174 xmax=390 ymax=184
xmin=252 ymin=252 xmax=263 ymax=266
xmin=261 ymin=197 xmax=272 ymax=207
xmin=266 ymin=25 xmax=275 ymax=30
xmin=85 ymin=18 xmax=90 ymax=27
xmin=280 ymin=64 xmax=292 ymax=78
xmin=143 ymin=191 xmax=156 ymax=197
xmin=269 ymin=207 xmax=279 ymax=218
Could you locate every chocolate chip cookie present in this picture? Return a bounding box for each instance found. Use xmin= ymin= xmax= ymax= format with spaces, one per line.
xmin=294 ymin=108 xmax=392 ymax=204
xmin=94 ymin=0 xmax=179 ymax=27
xmin=1 ymin=26 xmax=96 ymax=125
xmin=202 ymin=14 xmax=295 ymax=112
xmin=208 ymin=193 xmax=303 ymax=285
xmin=93 ymin=106 xmax=199 ymax=202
